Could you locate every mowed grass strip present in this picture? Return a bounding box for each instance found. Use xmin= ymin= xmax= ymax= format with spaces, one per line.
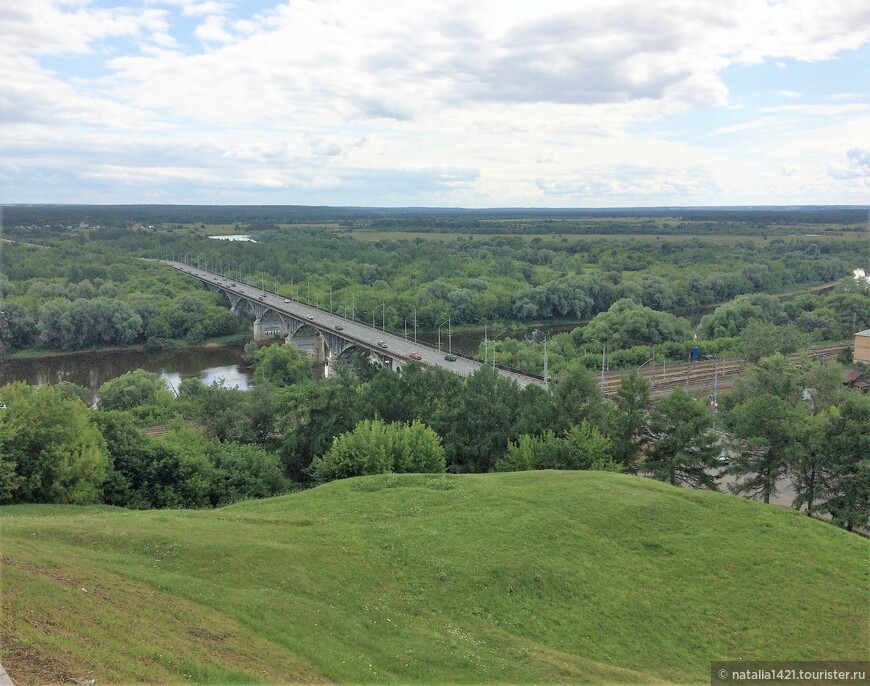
xmin=2 ymin=472 xmax=867 ymax=684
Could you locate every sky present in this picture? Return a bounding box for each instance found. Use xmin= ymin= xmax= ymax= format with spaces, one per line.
xmin=1 ymin=0 xmax=869 ymax=207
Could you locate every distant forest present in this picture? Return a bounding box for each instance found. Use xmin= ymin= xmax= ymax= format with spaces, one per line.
xmin=3 ymin=204 xmax=868 ymax=233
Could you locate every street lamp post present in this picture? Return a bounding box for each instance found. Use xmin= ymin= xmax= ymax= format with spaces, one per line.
xmin=476 ymin=319 xmax=488 ymax=364
xmin=601 ymin=341 xmax=607 ymax=393
xmin=534 ymin=329 xmax=550 ymax=390
xmin=403 ymin=309 xmax=417 ymax=342
xmin=490 ymin=329 xmax=508 ymax=369
xmin=437 ymin=318 xmax=452 ymax=353
xmin=588 ymin=337 xmax=608 ymax=393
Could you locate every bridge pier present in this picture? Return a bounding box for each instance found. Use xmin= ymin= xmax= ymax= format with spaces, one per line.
xmin=288 ymin=328 xmax=326 ymax=363
xmin=253 ymin=316 xmax=267 ymax=343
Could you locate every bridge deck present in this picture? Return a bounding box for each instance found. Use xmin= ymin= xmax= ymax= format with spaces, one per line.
xmin=161 ymin=261 xmax=847 ymax=399
xmin=161 ymin=260 xmax=544 ymax=388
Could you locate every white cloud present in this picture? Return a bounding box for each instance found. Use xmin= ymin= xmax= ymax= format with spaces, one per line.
xmin=829 ymin=148 xmax=870 ymax=182
xmin=761 ymin=103 xmax=869 ymax=115
xmin=711 ymin=119 xmax=773 ymax=136
xmin=194 ymin=15 xmax=233 ymax=44
xmin=2 ymin=0 xmax=870 ymax=205
xmin=0 ymin=1 xmax=168 ymax=55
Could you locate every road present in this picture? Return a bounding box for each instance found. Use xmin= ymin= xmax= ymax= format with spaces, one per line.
xmin=161 ymin=260 xmax=544 ymax=388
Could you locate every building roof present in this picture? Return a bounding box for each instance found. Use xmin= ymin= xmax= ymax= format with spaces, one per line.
xmin=856 ymin=329 xmax=870 ymax=337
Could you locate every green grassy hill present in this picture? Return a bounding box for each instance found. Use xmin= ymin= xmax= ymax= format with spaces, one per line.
xmin=2 ymin=472 xmax=868 ymax=685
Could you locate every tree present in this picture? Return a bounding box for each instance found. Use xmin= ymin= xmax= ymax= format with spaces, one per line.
xmin=150 ymin=425 xmax=215 ymax=508
xmin=356 ymin=366 xmax=414 ymax=423
xmin=725 ymin=354 xmax=803 ymax=408
xmin=98 ymin=370 xmax=174 ymax=414
xmin=0 ymin=302 xmax=36 ymax=351
xmin=92 ymin=409 xmax=160 ymax=508
xmin=739 ymin=321 xmax=806 ymax=362
xmin=725 ymin=394 xmax=805 ymax=504
xmin=790 ymin=411 xmax=832 ymax=518
xmin=699 ymin=293 xmax=784 ymax=339
xmin=253 ymin=344 xmax=312 ymax=387
xmin=276 ymin=379 xmax=358 ymax=482
xmin=439 ymin=366 xmax=522 ymax=473
xmin=610 ymin=371 xmax=651 ymax=470
xmin=582 ymin=299 xmax=692 ymax=350
xmin=0 ymin=383 xmax=108 ymax=504
xmin=819 ymin=394 xmax=870 ymax=531
xmin=241 ymin=340 xmax=258 ymax=367
xmin=208 ymin=442 xmax=288 ymax=506
xmin=645 ymin=389 xmax=720 ymax=489
xmin=514 ymin=383 xmax=560 ymax=438
xmin=177 ymin=377 xmax=261 ymax=445
xmin=553 ymin=361 xmax=606 ymax=433
xmin=564 ymin=421 xmax=614 ymax=470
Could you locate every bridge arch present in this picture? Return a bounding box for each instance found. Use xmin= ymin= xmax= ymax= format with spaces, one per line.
xmin=258 ymin=309 xmax=287 ymax=340
xmin=287 ymin=323 xmax=326 ymax=362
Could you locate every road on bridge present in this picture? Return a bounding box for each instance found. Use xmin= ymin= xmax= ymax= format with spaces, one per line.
xmin=161 ymin=260 xmax=544 ymax=389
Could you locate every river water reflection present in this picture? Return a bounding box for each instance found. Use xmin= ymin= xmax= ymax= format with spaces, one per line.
xmin=0 ymin=346 xmax=251 ymax=404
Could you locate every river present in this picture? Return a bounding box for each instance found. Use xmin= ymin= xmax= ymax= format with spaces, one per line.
xmin=0 ymin=346 xmax=252 ymax=404
xmin=0 ymin=322 xmax=586 ymax=403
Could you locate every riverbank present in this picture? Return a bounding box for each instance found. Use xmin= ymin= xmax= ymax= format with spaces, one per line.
xmin=1 ymin=343 xmax=252 ymax=404
xmin=4 ymin=333 xmax=250 ymax=361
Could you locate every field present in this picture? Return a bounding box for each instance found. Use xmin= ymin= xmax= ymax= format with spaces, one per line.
xmin=340 ymin=229 xmax=867 ymax=244
xmin=2 ymin=472 xmax=867 ymax=685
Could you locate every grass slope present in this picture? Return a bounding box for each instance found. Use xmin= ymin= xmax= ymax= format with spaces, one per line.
xmin=2 ymin=472 xmax=868 ymax=685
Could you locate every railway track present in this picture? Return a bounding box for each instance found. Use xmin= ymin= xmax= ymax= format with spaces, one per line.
xmin=598 ymin=344 xmax=849 ymax=398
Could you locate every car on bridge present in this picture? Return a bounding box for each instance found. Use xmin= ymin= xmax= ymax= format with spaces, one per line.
xmin=307 ymin=315 xmax=314 ymax=320
xmin=378 ymin=340 xmax=388 ymax=349
xmin=409 ymin=352 xmax=422 ymax=360
xmin=444 ymin=354 xmax=457 ymax=361
xmin=283 ymin=299 xmax=291 ymax=303
xmin=334 ymin=324 xmax=344 ymax=330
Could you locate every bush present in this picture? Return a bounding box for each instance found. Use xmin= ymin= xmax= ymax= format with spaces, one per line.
xmin=310 ymin=419 xmax=445 ymax=483
xmin=496 ymin=424 xmax=614 ymax=473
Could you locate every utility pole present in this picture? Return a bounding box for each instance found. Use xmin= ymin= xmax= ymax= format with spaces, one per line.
xmin=382 ymin=302 xmax=385 ymax=331
xmin=483 ymin=322 xmax=488 ymax=364
xmin=600 ymin=342 xmax=606 ymax=393
xmin=712 ymin=361 xmax=719 ymax=429
xmin=543 ymin=334 xmax=549 ymax=391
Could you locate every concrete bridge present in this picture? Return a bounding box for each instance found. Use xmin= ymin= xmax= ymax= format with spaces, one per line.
xmin=160 ymin=260 xmax=544 ymax=387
